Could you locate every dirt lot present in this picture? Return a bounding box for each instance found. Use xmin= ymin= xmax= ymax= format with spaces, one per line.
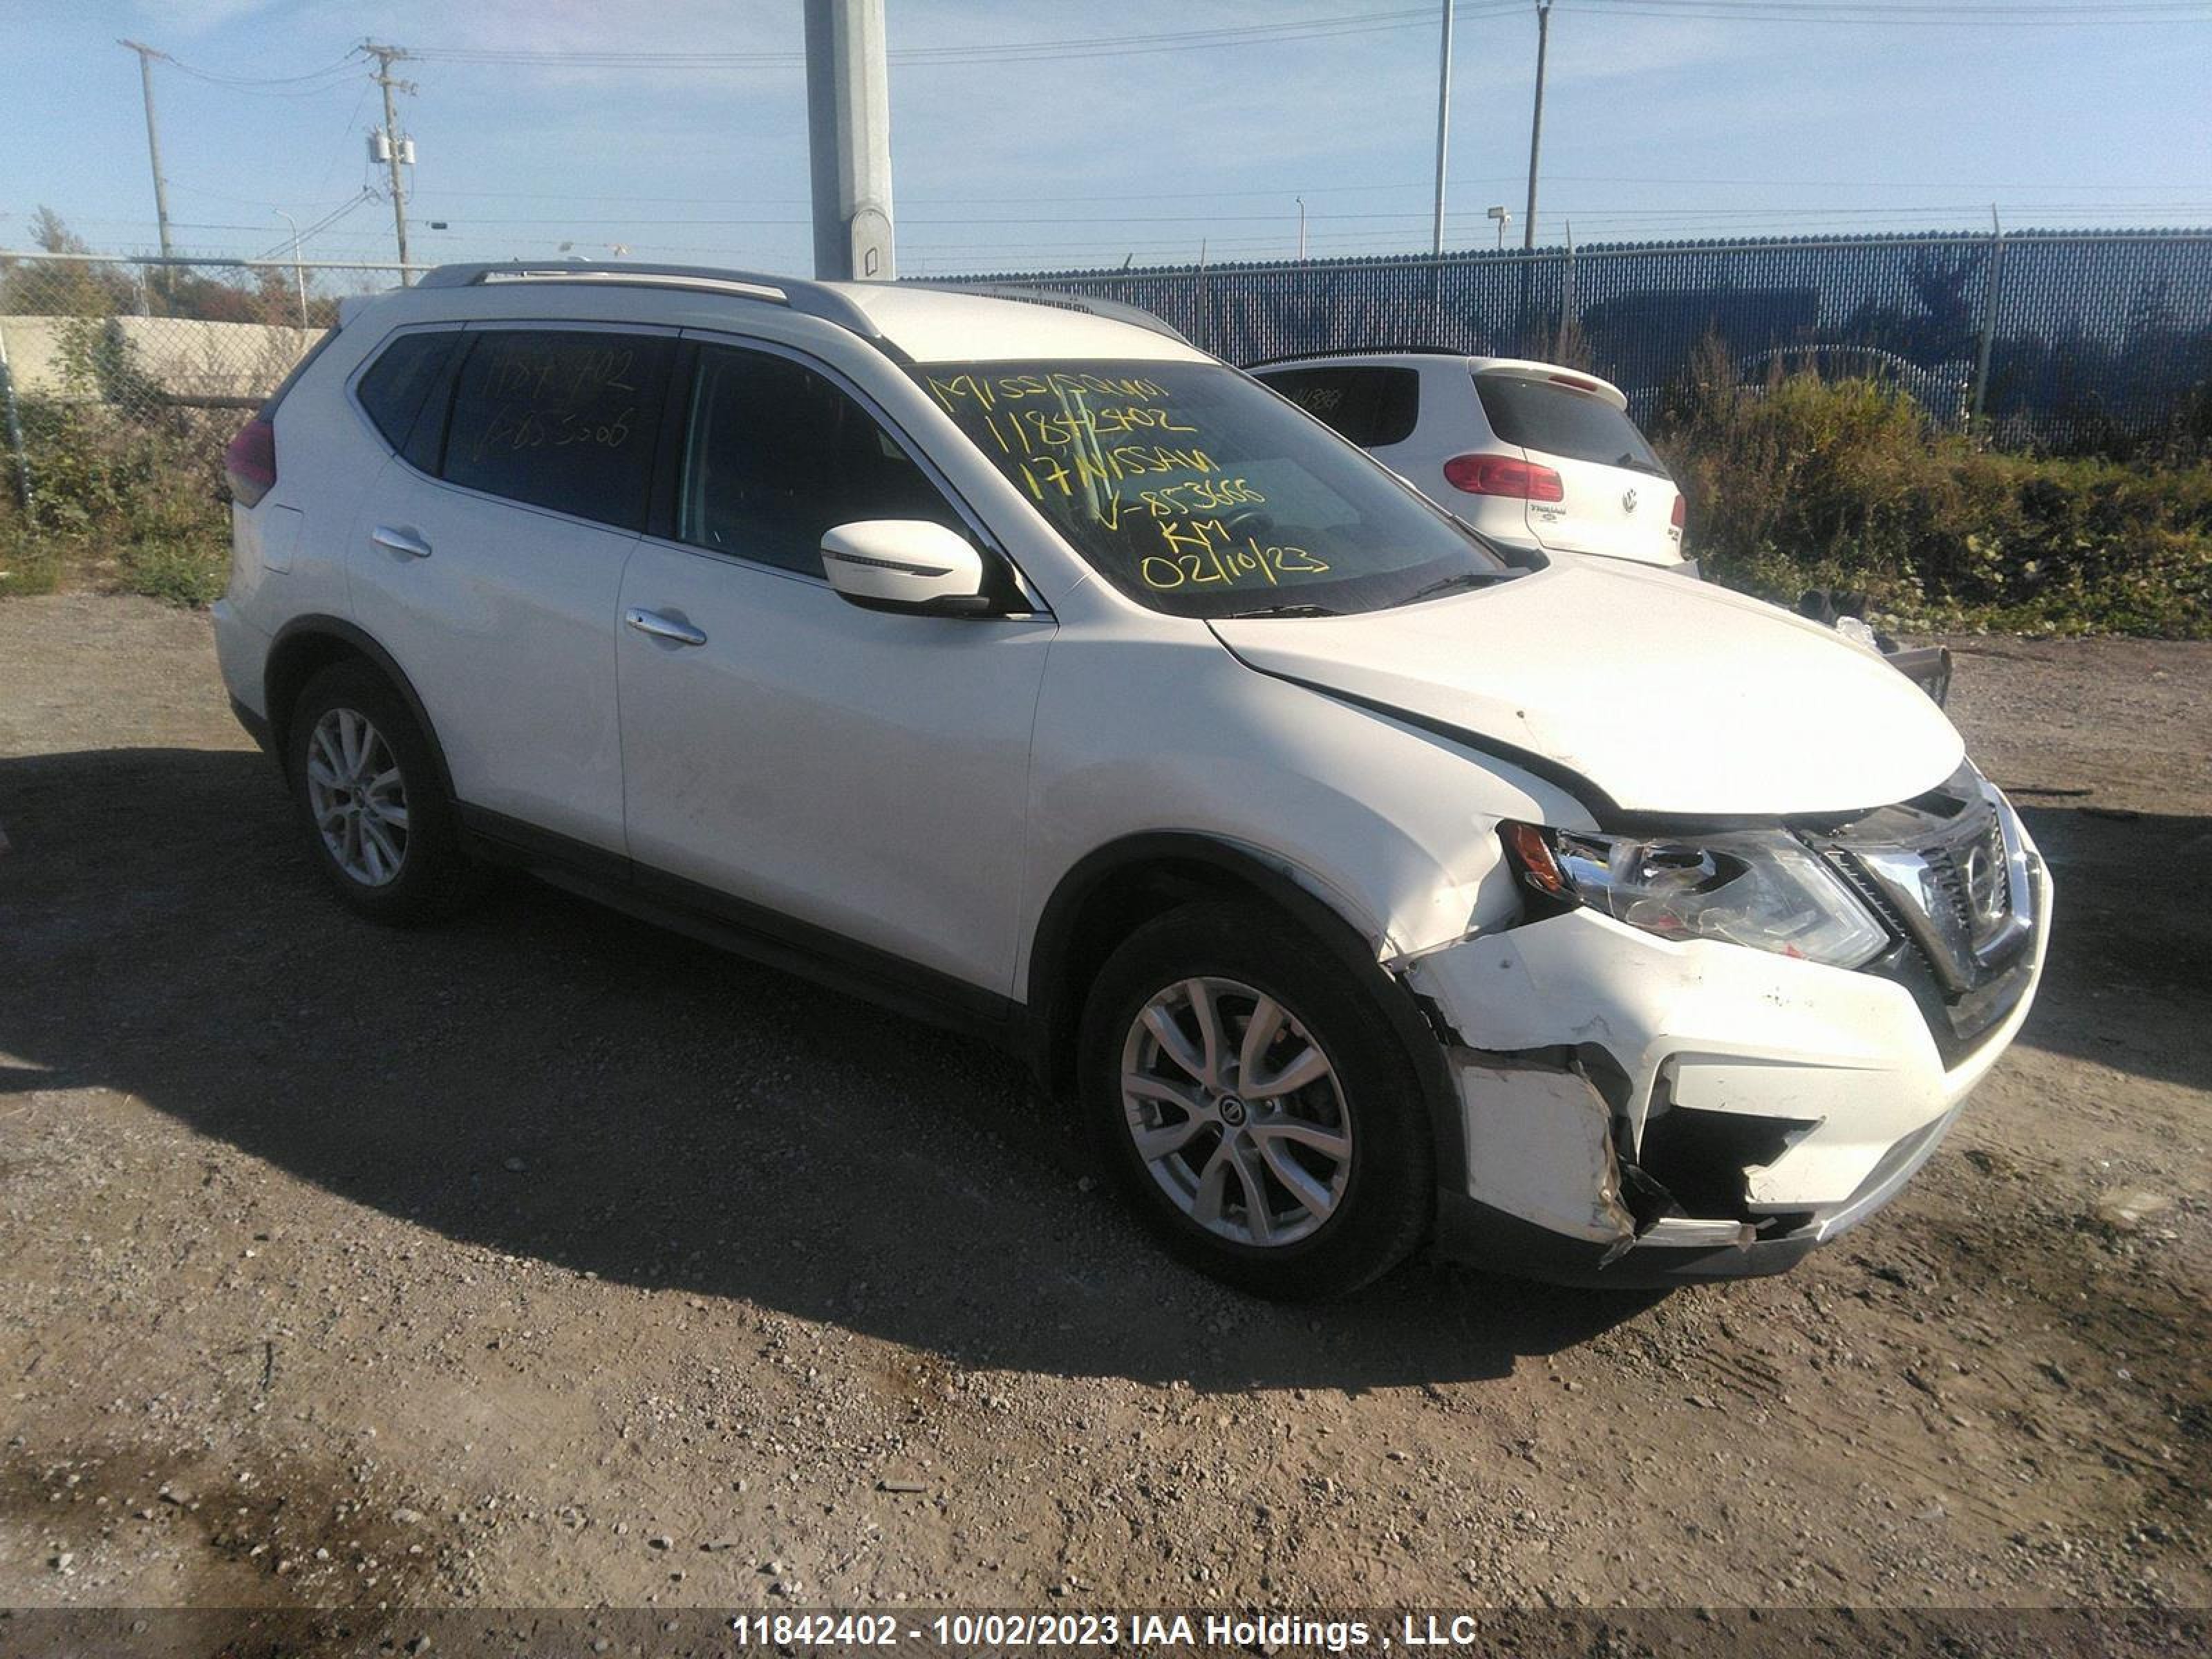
xmin=1 ymin=596 xmax=2208 ymax=1628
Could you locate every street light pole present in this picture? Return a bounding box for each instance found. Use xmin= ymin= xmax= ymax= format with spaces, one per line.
xmin=272 ymin=210 xmax=308 ymax=327
xmin=1296 ymin=196 xmax=1307 ymax=261
xmin=805 ymin=0 xmax=897 ymax=281
xmin=1430 ymin=0 xmax=1454 ymax=257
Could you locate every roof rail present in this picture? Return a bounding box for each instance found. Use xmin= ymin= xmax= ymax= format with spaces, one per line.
xmin=413 ymin=261 xmax=890 ymax=345
xmin=906 ymin=281 xmax=1192 ymax=347
xmin=1240 ymin=344 xmax=1475 ymax=369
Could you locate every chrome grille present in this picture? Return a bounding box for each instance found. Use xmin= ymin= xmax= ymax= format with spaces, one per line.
xmin=1920 ymin=801 xmax=2012 ymax=953
xmin=1815 ymin=781 xmax=2035 ymax=997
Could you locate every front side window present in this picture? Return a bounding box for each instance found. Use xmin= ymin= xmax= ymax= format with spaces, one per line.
xmin=1257 ymin=365 xmax=1421 ymax=448
xmin=1474 ymin=373 xmax=1667 ymax=476
xmin=677 ymin=344 xmax=960 ymax=577
xmin=440 ymin=330 xmax=673 ymax=530
xmin=915 ymin=358 xmax=1506 ymax=618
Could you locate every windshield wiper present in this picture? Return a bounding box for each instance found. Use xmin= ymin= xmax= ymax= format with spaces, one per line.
xmin=1398 ymin=570 xmax=1513 ymax=606
xmin=1222 ymin=601 xmax=1342 ymax=619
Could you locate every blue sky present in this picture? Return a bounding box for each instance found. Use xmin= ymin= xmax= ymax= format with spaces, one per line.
xmin=3 ymin=0 xmax=2208 ymax=277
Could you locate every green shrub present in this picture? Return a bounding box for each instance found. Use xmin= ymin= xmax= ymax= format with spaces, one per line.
xmin=2 ymin=384 xmax=231 ymax=608
xmin=1653 ymin=339 xmax=2212 ymax=636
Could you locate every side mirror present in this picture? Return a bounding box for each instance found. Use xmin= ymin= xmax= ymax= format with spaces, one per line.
xmin=821 ymin=520 xmax=995 ymax=617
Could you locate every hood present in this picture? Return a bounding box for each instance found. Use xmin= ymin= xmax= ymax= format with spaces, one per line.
xmin=1209 ymin=560 xmax=1965 ymax=821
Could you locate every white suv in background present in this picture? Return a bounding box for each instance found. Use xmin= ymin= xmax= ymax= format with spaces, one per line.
xmin=1251 ymin=352 xmax=1688 ymax=572
xmin=213 ymin=263 xmax=2050 ymax=1300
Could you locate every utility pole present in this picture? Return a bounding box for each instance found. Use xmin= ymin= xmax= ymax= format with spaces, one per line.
xmin=1430 ymin=0 xmax=1454 ymax=257
xmin=804 ymin=0 xmax=896 ymax=281
xmin=118 ymin=41 xmax=175 ymax=264
xmin=364 ymin=43 xmax=415 ymax=283
xmin=1522 ymin=1 xmax=1553 ymax=252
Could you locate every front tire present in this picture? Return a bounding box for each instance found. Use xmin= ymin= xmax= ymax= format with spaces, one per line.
xmin=286 ymin=660 xmax=478 ymax=924
xmin=1078 ymin=902 xmax=1435 ymax=1299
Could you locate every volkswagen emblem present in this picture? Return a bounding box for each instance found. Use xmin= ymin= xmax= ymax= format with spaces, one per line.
xmin=1622 ymin=487 xmax=1639 ymax=513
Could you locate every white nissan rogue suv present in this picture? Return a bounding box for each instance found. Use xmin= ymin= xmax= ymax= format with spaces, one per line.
xmin=213 ymin=263 xmax=2052 ymax=1299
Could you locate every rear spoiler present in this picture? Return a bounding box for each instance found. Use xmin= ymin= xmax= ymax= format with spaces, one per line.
xmin=1476 ymin=363 xmax=1629 ymax=411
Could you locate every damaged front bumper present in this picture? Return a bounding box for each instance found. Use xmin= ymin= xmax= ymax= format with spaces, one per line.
xmin=1401 ymin=814 xmax=2052 ymax=1288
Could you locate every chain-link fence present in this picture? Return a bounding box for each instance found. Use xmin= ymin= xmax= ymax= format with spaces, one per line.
xmin=956 ymin=228 xmax=2212 ymax=452
xmin=0 ymin=250 xmax=401 ymax=597
xmin=3 ymin=233 xmax=2209 ymax=601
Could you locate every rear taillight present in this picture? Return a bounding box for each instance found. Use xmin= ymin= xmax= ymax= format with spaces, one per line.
xmin=1671 ymin=494 xmax=1686 ymax=529
xmin=1442 ymin=453 xmax=1565 ymax=502
xmin=224 ymin=417 xmax=276 ymax=507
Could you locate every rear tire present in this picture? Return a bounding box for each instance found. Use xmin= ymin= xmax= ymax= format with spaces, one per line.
xmin=1079 ymin=901 xmax=1434 ymax=1299
xmin=286 ymin=660 xmax=480 ymax=924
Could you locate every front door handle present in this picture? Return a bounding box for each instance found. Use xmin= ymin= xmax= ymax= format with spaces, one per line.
xmin=624 ymin=606 xmax=708 ymax=647
xmin=371 ymin=524 xmax=433 ymax=559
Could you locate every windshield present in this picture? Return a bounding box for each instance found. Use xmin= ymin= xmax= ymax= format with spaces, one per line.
xmin=1474 ymin=373 xmax=1668 ymax=477
xmin=912 ymin=358 xmax=1507 ymax=618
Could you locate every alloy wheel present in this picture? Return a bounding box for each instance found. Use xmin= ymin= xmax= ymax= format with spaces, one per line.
xmin=1118 ymin=975 xmax=1353 ymax=1247
xmin=305 ymin=706 xmax=409 ymax=887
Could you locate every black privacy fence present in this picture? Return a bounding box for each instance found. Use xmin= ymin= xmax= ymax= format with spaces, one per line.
xmin=2 ymin=231 xmax=2207 ymax=546
xmin=953 ymin=228 xmax=2212 ymax=452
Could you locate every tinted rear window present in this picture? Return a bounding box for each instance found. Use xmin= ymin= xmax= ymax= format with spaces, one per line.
xmin=1259 ymin=365 xmax=1420 ymax=448
xmin=440 ymin=330 xmax=673 ymax=531
xmin=1474 ymin=374 xmax=1666 ymax=476
xmin=355 ymin=330 xmax=460 ymax=453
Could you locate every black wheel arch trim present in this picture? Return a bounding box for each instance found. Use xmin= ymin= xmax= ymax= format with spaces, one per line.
xmin=1024 ymin=830 xmax=1464 ymax=1182
xmin=264 ymin=614 xmax=459 ymax=803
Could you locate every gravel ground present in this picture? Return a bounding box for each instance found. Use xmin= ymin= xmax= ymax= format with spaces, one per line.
xmin=0 ymin=597 xmax=2206 ymax=1628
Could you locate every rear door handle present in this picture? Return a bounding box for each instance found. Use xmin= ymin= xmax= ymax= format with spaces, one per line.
xmin=371 ymin=524 xmax=433 ymax=559
xmin=624 ymin=606 xmax=708 ymax=647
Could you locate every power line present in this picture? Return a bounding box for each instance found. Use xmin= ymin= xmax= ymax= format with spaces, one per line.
xmin=1575 ymin=0 xmax=2206 ymax=11
xmin=398 ymin=6 xmax=1521 ymax=71
xmin=166 ymin=180 xmax=372 ymax=212
xmin=1564 ymin=0 xmax=2211 ymax=19
xmin=155 ymin=50 xmax=362 ymax=86
xmin=142 ymin=48 xmax=364 ymax=100
xmin=357 ymin=0 xmax=2212 ymax=79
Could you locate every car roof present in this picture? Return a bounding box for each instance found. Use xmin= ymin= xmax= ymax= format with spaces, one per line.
xmin=1249 ymin=349 xmax=1629 ymax=409
xmin=388 ymin=261 xmax=1208 ymax=366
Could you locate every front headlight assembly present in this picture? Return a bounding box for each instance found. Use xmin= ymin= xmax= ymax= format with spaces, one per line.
xmin=1499 ymin=821 xmax=1891 ymax=970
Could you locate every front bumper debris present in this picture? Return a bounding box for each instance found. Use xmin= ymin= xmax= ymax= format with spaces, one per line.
xmin=1401 ymin=805 xmax=2050 ymax=1286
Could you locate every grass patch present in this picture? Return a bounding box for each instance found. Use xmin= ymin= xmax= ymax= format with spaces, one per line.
xmin=115 ymin=536 xmax=228 ymax=606
xmin=0 ymin=520 xmax=66 ymax=598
